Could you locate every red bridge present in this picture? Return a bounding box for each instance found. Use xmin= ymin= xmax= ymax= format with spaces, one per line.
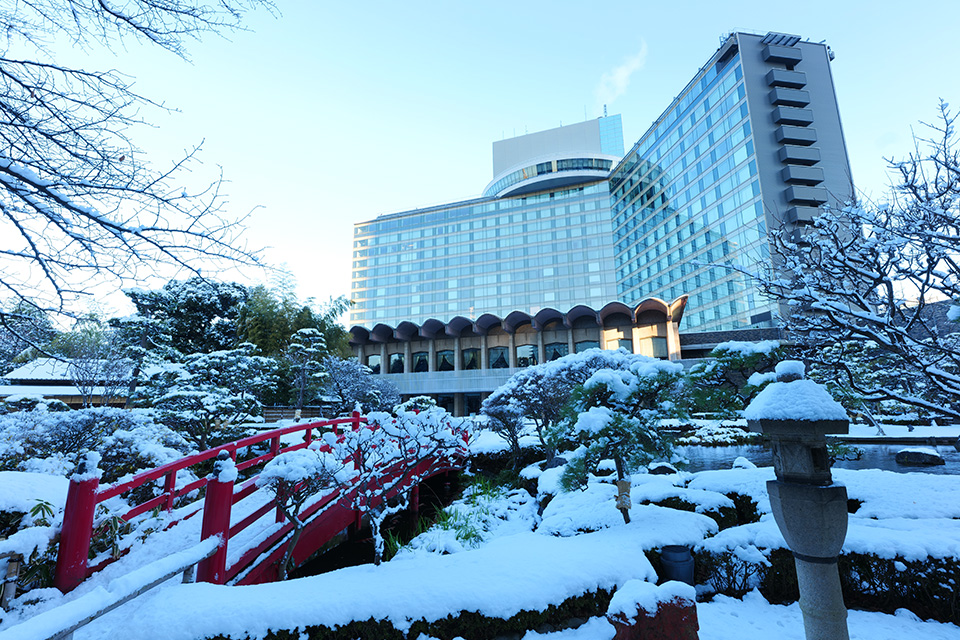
xmin=53 ymin=412 xmax=467 ymax=592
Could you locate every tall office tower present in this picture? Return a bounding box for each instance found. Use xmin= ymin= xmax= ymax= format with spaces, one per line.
xmin=351 ymin=115 xmax=625 ymax=328
xmin=610 ymin=32 xmax=854 ymax=332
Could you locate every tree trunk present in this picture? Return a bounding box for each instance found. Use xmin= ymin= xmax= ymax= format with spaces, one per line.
xmin=614 ymin=456 xmax=631 ymax=524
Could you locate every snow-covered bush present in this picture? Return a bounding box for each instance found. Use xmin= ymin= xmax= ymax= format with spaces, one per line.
xmin=333 ymin=405 xmax=470 ymax=564
xmin=133 ymin=343 xmax=278 ymax=450
xmin=320 ymin=356 xmax=399 ymax=416
xmin=686 ymin=340 xmax=783 ymax=419
xmin=549 ymin=358 xmax=686 ymax=524
xmin=0 ymin=407 xmax=191 ymax=483
xmin=256 ymin=446 xmax=351 ymax=579
xmin=0 ymin=395 xmax=70 ymax=414
xmin=483 ymin=348 xmax=668 ymax=456
xmin=675 ymin=422 xmax=758 ymax=447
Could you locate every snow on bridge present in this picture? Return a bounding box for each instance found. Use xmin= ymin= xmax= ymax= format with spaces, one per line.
xmin=53 ymin=411 xmax=469 ymax=593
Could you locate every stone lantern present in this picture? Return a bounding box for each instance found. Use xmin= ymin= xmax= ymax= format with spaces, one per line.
xmin=744 ymin=361 xmax=850 ymax=640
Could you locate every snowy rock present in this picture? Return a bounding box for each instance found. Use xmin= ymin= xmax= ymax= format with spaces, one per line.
xmin=606 ymin=579 xmax=698 ymax=640
xmin=648 ymin=462 xmax=677 ymax=475
xmin=732 ymin=457 xmax=757 ymax=470
xmin=895 ymin=447 xmax=945 ymax=466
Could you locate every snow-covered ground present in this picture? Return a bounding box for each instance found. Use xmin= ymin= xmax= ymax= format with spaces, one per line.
xmin=3 ymin=428 xmax=960 ymax=640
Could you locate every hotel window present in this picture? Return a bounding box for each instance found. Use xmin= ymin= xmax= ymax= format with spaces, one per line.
xmin=575 ymin=340 xmax=600 ymax=353
xmin=545 ymin=342 xmax=569 ymax=361
xmin=462 ymin=348 xmax=480 ymax=370
xmin=412 ymin=351 xmax=428 ymax=373
xmin=388 ymin=353 xmax=404 ymax=374
xmin=367 ymin=354 xmax=381 ymax=375
xmin=489 ymin=346 xmax=509 ymax=369
xmin=515 ymin=344 xmax=538 ymax=368
xmin=436 ymin=350 xmax=455 ymax=371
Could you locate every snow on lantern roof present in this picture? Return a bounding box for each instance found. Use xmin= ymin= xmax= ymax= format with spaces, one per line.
xmin=743 ymin=363 xmax=847 ymax=423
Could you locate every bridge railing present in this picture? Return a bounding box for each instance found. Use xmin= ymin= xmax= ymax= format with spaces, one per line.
xmin=54 ymin=412 xmax=365 ymax=593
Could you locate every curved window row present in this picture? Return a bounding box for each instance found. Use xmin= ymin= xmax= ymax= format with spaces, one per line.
xmin=483 ymin=157 xmax=614 ymax=197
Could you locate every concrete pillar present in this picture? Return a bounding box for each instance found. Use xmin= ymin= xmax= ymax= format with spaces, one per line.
xmin=355 ymin=345 xmax=363 ymax=361
xmin=537 ymin=330 xmax=545 ymax=364
xmin=404 ymin=341 xmax=412 ymax=373
xmin=666 ymin=317 xmax=681 ymax=361
xmin=454 ymin=393 xmax=464 ymax=417
xmin=428 ymin=339 xmax=436 ymax=373
xmin=480 ymin=335 xmax=489 ymax=370
xmin=454 ymin=336 xmax=461 ymax=371
xmin=508 ymin=332 xmax=517 ymax=368
xmin=380 ymin=343 xmax=388 ymax=374
xmin=567 ymin=329 xmax=575 ymax=356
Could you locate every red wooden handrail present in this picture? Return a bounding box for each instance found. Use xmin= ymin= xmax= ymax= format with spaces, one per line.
xmin=55 ymin=413 xmax=365 ymax=592
xmin=54 ymin=411 xmax=467 ymax=592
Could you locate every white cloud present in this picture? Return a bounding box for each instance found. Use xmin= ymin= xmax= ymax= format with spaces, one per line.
xmin=595 ymin=42 xmax=648 ymax=112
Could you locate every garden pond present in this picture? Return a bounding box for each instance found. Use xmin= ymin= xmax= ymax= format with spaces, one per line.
xmin=677 ymin=442 xmax=960 ymax=475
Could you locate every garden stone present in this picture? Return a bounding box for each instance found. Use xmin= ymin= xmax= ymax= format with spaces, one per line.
xmin=543 ymin=456 xmax=567 ymax=470
xmin=895 ymin=448 xmax=945 ymax=466
xmin=648 ymin=462 xmax=677 ymax=475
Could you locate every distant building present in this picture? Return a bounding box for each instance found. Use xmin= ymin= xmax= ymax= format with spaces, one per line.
xmin=1 ymin=358 xmax=131 ymax=409
xmin=348 ymin=32 xmax=850 ymax=412
xmin=350 ymin=115 xmax=625 ymax=328
xmin=351 ymin=32 xmax=852 ymax=335
xmin=350 ymin=297 xmax=686 ymax=415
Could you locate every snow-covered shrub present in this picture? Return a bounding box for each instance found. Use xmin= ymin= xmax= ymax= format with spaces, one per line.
xmin=0 ymin=395 xmax=69 ymax=414
xmin=133 ymin=343 xmax=278 ymax=450
xmin=483 ymin=348 xmax=664 ymax=456
xmin=395 ymin=395 xmax=436 ymax=413
xmin=333 ymin=405 xmax=470 ymax=565
xmin=675 ymin=422 xmax=758 ymax=446
xmin=549 ymin=358 xmax=686 ymax=524
xmin=256 ymin=446 xmax=351 ymax=579
xmin=0 ymin=407 xmax=191 ymax=483
xmin=686 ymin=340 xmax=783 ymax=419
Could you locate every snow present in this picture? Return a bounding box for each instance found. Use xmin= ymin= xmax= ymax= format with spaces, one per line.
xmin=0 ymin=471 xmax=69 ymax=513
xmin=70 ymin=526 xmax=658 ymax=640
xmin=897 ymin=446 xmax=942 ymax=456
xmin=947 ymin=305 xmax=960 ymax=322
xmin=743 ymin=379 xmax=848 ymax=422
xmin=713 ymin=340 xmax=781 ymax=357
xmin=607 ymin=579 xmax=695 ymax=618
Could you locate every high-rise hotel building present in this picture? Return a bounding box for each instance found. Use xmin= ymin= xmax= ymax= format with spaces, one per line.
xmin=351 ymin=32 xmax=853 ymax=334
xmin=611 ymin=31 xmax=853 ymax=331
xmin=350 ymin=115 xmax=625 ymax=328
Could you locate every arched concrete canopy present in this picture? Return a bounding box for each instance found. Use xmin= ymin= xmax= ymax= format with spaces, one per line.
xmin=635 ymin=298 xmax=669 ymax=325
xmin=668 ymin=295 xmax=689 ymax=324
xmin=370 ymin=323 xmax=395 ymax=343
xmin=503 ymin=310 xmax=533 ymax=333
xmin=599 ymin=302 xmax=635 ymax=327
xmin=348 ymin=326 xmax=370 ymax=346
xmin=533 ymin=307 xmax=564 ymax=330
xmin=566 ymin=305 xmax=599 ymax=327
xmin=446 ymin=316 xmax=475 ymax=337
xmin=474 ymin=313 xmax=502 ymax=335
xmin=419 ymin=318 xmax=446 ymax=339
xmin=395 ymin=321 xmax=420 ymax=341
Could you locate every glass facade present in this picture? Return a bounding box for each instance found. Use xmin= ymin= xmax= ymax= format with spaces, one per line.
xmin=609 ymin=53 xmax=775 ymax=331
xmin=351 ymin=182 xmax=618 ymax=326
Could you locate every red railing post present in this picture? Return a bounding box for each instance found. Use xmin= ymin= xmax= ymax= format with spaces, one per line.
xmin=352 ymin=410 xmax=361 ymax=432
xmin=54 ymin=454 xmax=101 ymax=593
xmin=196 ymin=450 xmax=236 ymax=585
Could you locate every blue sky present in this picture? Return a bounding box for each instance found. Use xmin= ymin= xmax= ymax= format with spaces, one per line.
xmin=63 ymin=0 xmax=959 ymax=311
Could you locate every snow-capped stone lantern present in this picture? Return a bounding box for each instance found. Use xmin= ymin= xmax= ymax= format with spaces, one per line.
xmin=744 ymin=360 xmax=850 ymax=640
